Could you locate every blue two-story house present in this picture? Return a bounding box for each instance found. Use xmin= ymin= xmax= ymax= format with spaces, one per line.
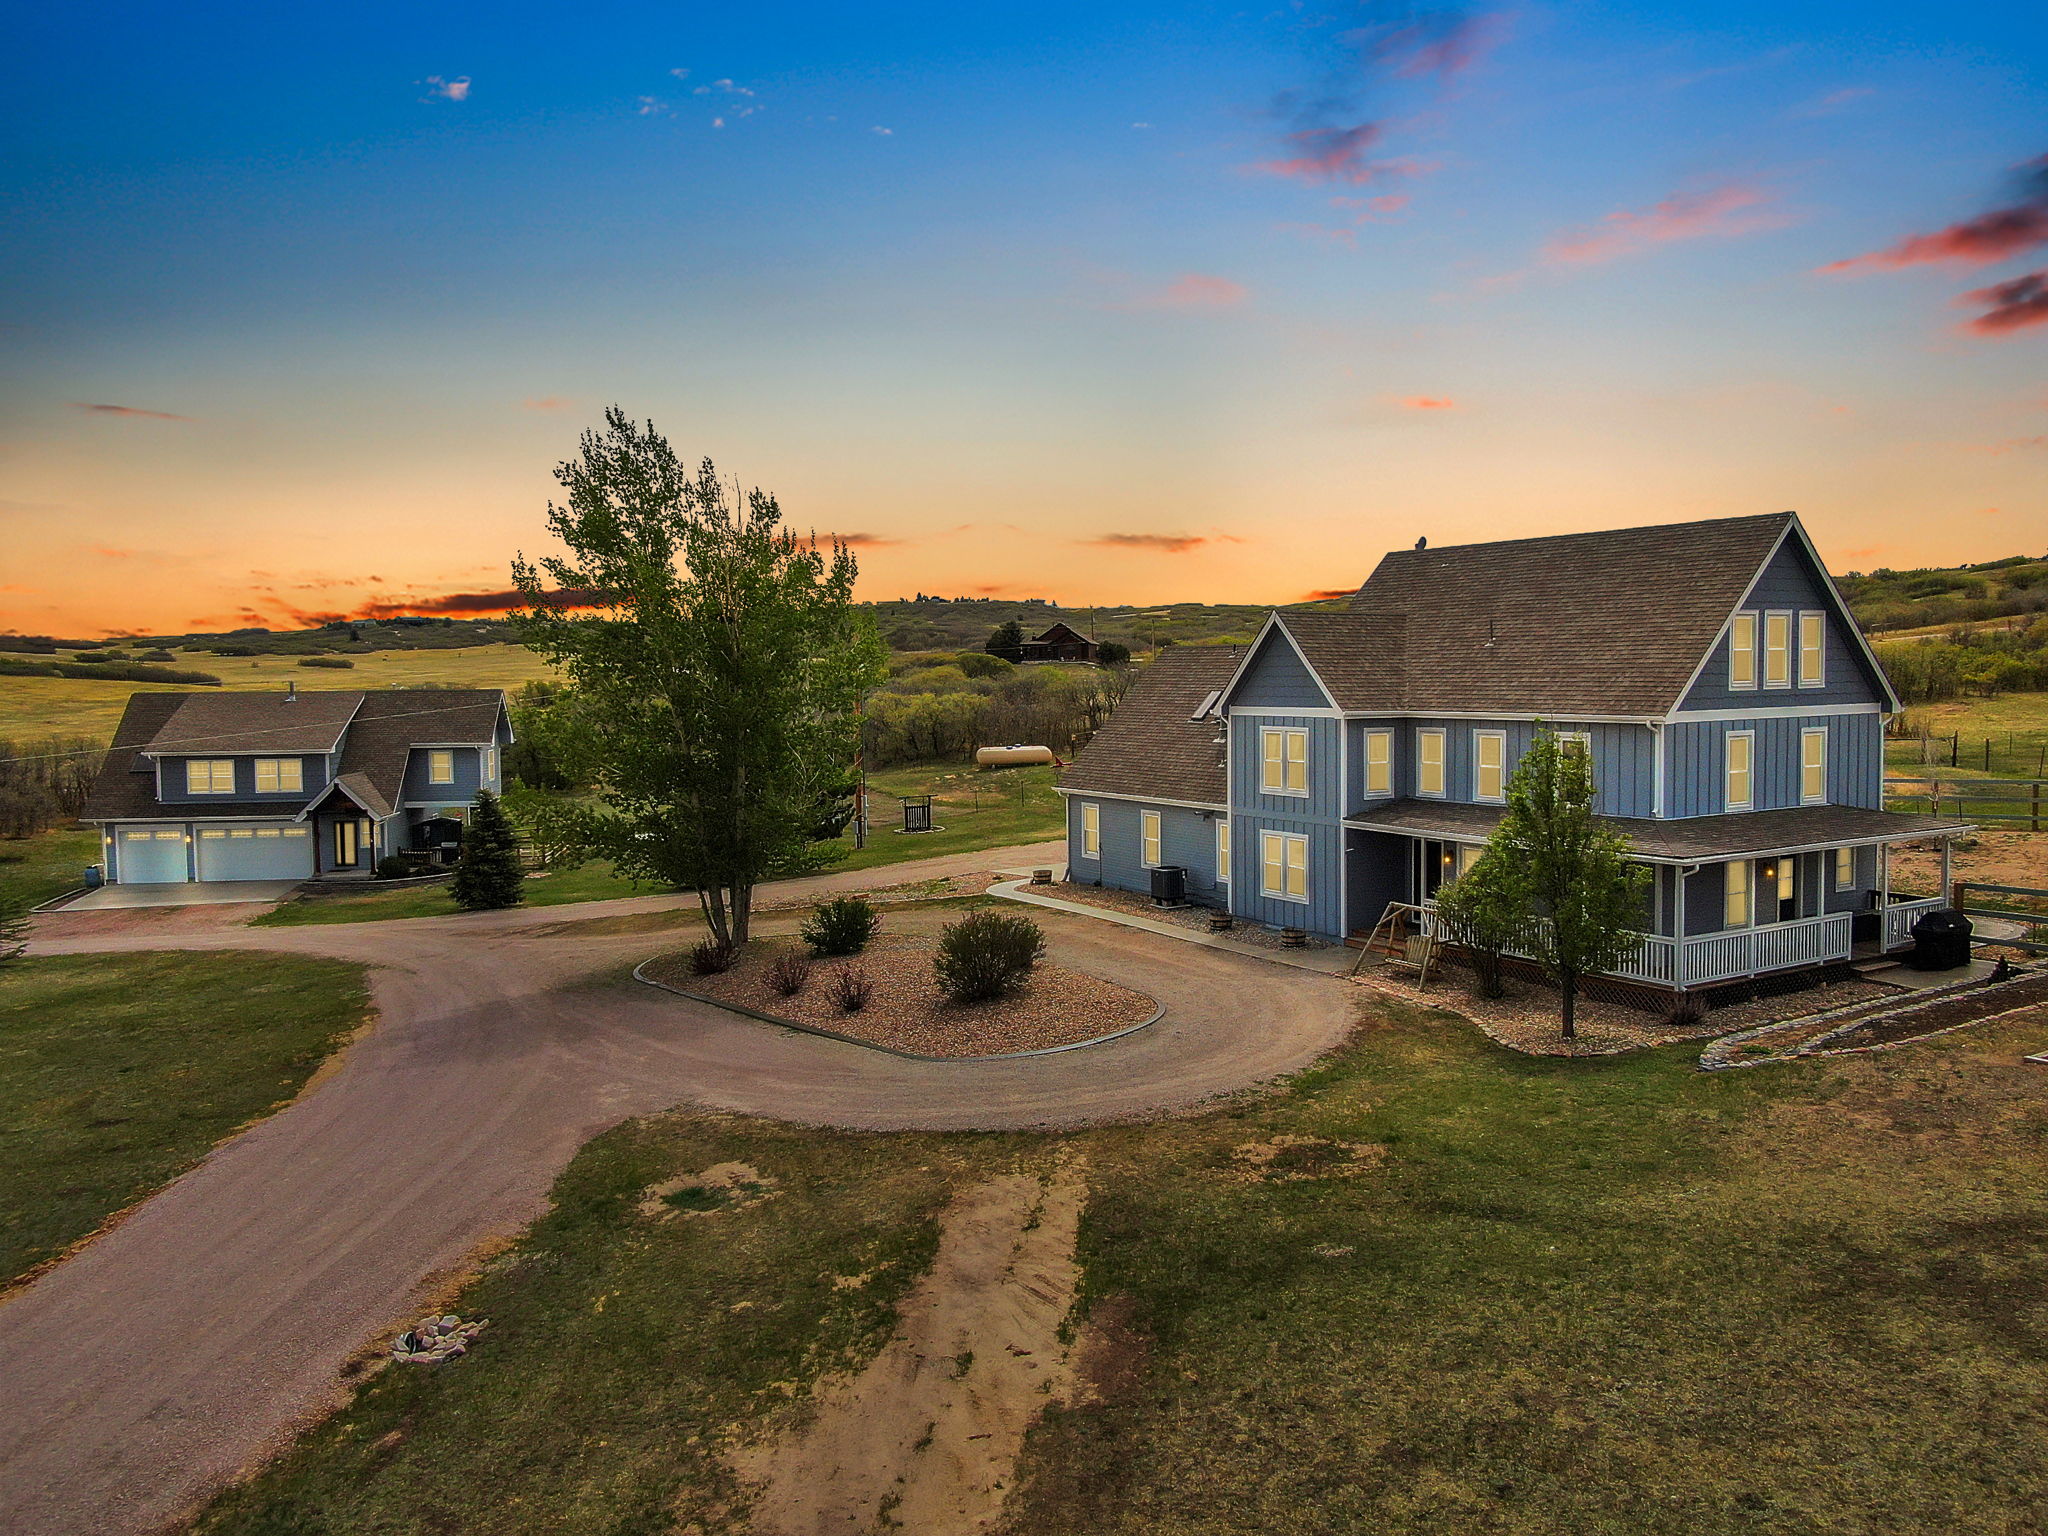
xmin=81 ymin=686 xmax=514 ymax=885
xmin=1060 ymin=511 xmax=1974 ymax=995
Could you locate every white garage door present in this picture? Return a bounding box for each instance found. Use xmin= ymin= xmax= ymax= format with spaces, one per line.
xmin=116 ymin=826 xmax=190 ymax=884
xmin=195 ymin=824 xmax=316 ymax=882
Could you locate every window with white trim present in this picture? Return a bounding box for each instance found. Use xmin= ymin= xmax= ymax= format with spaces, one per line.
xmin=1725 ymin=730 xmax=1754 ymax=811
xmin=254 ymin=758 xmax=303 ymax=794
xmin=1798 ymin=611 xmax=1826 ymax=688
xmin=1800 ymin=727 xmax=1828 ymax=805
xmin=427 ymin=749 xmax=456 ymax=785
xmin=1080 ymin=802 xmax=1100 ymax=859
xmin=1215 ymin=817 xmax=1230 ymax=883
xmin=1763 ymin=612 xmax=1791 ymax=688
xmin=1456 ymin=844 xmax=1481 ymax=877
xmin=1729 ymin=612 xmax=1758 ymax=689
xmin=1363 ymin=729 xmax=1392 ymax=797
xmin=185 ymin=759 xmax=234 ymax=795
xmin=1416 ymin=729 xmax=1446 ymax=797
xmin=1260 ymin=728 xmax=1309 ymax=795
xmin=1834 ymin=846 xmax=1856 ymax=890
xmin=486 ymin=746 xmax=499 ymax=780
xmin=1140 ymin=809 xmax=1162 ymax=868
xmin=1259 ymin=829 xmax=1309 ymax=902
xmin=1473 ymin=730 xmax=1507 ymax=803
xmin=1556 ymin=730 xmax=1593 ymax=766
xmin=1725 ymin=859 xmax=1752 ymax=927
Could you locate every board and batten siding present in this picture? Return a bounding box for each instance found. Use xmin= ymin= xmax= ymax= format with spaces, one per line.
xmin=1678 ymin=538 xmax=1887 ymax=711
xmin=401 ymin=745 xmax=485 ymax=805
xmin=1663 ymin=714 xmax=1883 ymax=817
xmin=1226 ymin=629 xmax=1331 ymax=710
xmin=1065 ymin=797 xmax=1227 ymax=907
xmin=1228 ymin=813 xmax=1344 ymax=935
xmin=1378 ymin=719 xmax=1655 ymax=817
xmin=1230 ymin=714 xmax=1343 ymax=820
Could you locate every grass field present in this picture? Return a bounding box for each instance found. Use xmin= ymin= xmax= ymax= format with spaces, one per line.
xmin=0 ymin=827 xmax=98 ymax=909
xmin=0 ymin=644 xmax=561 ymax=740
xmin=0 ymin=951 xmax=372 ymax=1288
xmin=190 ymin=997 xmax=2048 ymax=1535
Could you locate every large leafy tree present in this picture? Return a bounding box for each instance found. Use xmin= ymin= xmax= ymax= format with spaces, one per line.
xmin=1462 ymin=730 xmax=1651 ymax=1040
xmin=512 ymin=409 xmax=886 ymax=946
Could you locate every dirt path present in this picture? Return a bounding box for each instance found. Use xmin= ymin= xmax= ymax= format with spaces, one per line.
xmin=0 ymin=840 xmax=1360 ymax=1536
xmin=738 ymin=1159 xmax=1089 ymax=1535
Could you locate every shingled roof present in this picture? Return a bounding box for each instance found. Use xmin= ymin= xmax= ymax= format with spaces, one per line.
xmin=1059 ymin=645 xmax=1241 ymax=805
xmin=141 ymin=688 xmax=365 ymax=755
xmin=1271 ymin=611 xmax=1406 ymax=711
xmin=333 ymin=690 xmax=507 ymax=809
xmin=1341 ymin=511 xmax=1799 ymax=717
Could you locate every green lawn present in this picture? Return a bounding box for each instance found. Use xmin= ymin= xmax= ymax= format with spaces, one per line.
xmin=0 ymin=826 xmax=99 ymax=910
xmin=0 ymin=951 xmax=373 ymax=1287
xmin=193 ymin=997 xmax=2048 ymax=1535
xmin=255 ymin=762 xmax=1066 ymax=926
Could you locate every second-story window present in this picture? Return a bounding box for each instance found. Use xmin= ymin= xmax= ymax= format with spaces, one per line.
xmin=1729 ymin=612 xmax=1758 ymax=689
xmin=428 ymin=749 xmax=456 ymax=785
xmin=1763 ymin=612 xmax=1792 ymax=688
xmin=254 ymin=758 xmax=303 ymax=794
xmin=185 ymin=759 xmax=234 ymax=795
xmin=1363 ymin=730 xmax=1392 ymax=796
xmin=1473 ymin=730 xmax=1507 ymax=803
xmin=1801 ymin=728 xmax=1828 ymax=804
xmin=1798 ymin=611 xmax=1826 ymax=687
xmin=1725 ymin=730 xmax=1754 ymax=811
xmin=1416 ymin=729 xmax=1446 ymax=797
xmin=1260 ymin=728 xmax=1308 ymax=796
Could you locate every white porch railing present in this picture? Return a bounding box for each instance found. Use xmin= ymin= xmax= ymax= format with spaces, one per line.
xmin=1420 ymin=906 xmax=1855 ymax=989
xmin=1882 ymin=894 xmax=1947 ymax=950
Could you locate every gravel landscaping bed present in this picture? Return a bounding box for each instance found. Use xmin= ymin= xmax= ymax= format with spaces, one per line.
xmin=639 ymin=933 xmax=1159 ymax=1058
xmin=1048 ymin=881 xmax=1333 ymax=951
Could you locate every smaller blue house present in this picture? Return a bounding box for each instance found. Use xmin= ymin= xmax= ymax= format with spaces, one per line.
xmin=82 ymin=686 xmax=513 ymax=885
xmin=1059 ymin=511 xmax=1974 ymax=997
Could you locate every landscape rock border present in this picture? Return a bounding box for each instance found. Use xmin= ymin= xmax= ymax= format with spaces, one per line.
xmin=1699 ymin=965 xmax=2048 ymax=1070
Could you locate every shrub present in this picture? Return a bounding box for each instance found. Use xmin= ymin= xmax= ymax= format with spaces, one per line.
xmin=830 ymin=964 xmax=874 ymax=1013
xmin=765 ymin=950 xmax=812 ymax=997
xmin=140 ymin=649 xmax=175 ymax=662
xmin=375 ymin=855 xmax=414 ymax=880
xmin=299 ymin=655 xmax=356 ymax=669
xmin=933 ymin=910 xmax=1045 ymax=1004
xmin=1663 ymin=995 xmax=1707 ymax=1030
xmin=802 ymin=895 xmax=879 ymax=956
xmin=688 ymin=937 xmax=736 ymax=975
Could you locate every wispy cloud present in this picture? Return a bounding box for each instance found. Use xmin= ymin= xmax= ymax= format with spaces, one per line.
xmin=70 ymin=402 xmax=193 ymax=421
xmin=422 ymin=75 xmax=470 ymax=103
xmin=1961 ymin=269 xmax=2048 ymax=336
xmin=1541 ymin=182 xmax=1786 ymax=265
xmin=1122 ymin=273 xmax=1249 ymax=310
xmin=1396 ymin=395 xmax=1458 ymax=410
xmin=1303 ymin=587 xmax=1357 ymax=601
xmin=521 ymin=396 xmax=574 ymax=412
xmin=1085 ymin=533 xmax=1210 ymax=553
xmin=1820 ymin=155 xmax=2048 ymax=274
xmin=871 ymin=125 xmax=893 ymax=136
xmin=635 ymin=96 xmax=671 ymax=117
xmin=1791 ymin=86 xmax=1873 ymax=118
xmin=818 ymin=532 xmax=903 ymax=548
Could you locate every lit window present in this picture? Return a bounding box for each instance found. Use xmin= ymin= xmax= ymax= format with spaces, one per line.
xmin=1763 ymin=612 xmax=1791 ymax=688
xmin=1834 ymin=847 xmax=1855 ymax=890
xmin=1259 ymin=830 xmax=1309 ymax=901
xmin=1725 ymin=859 xmax=1751 ymax=927
xmin=185 ymin=759 xmax=235 ymax=795
xmin=1798 ymin=612 xmax=1825 ymax=688
xmin=1141 ymin=809 xmax=1162 ymax=868
xmin=1216 ymin=818 xmax=1230 ymax=883
xmin=1080 ymin=802 xmax=1100 ymax=858
xmin=1456 ymin=844 xmax=1481 ymax=877
xmin=1416 ymin=729 xmax=1446 ymax=797
xmin=428 ymin=749 xmax=455 ymax=785
xmin=1473 ymin=730 xmax=1507 ymax=803
xmin=1556 ymin=731 xmax=1593 ymax=767
xmin=1363 ymin=730 xmax=1392 ymax=796
xmin=1729 ymin=613 xmax=1758 ymax=689
xmin=1725 ymin=731 xmax=1754 ymax=811
xmin=254 ymin=758 xmax=303 ymax=794
xmin=1801 ymin=728 xmax=1827 ymax=804
xmin=1260 ymin=728 xmax=1308 ymax=795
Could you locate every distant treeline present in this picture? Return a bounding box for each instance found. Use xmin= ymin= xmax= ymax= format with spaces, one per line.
xmin=0 ymin=735 xmax=106 ymax=839
xmin=0 ymin=657 xmax=222 ymax=686
xmin=1842 ymin=554 xmax=2048 ymax=635
xmin=1875 ymin=618 xmax=2048 ymax=704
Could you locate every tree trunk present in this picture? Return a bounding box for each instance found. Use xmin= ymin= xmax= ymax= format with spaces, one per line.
xmin=1560 ymin=973 xmax=1577 ymax=1041
xmin=732 ymin=879 xmax=753 ymax=945
xmin=700 ymin=884 xmax=730 ymax=947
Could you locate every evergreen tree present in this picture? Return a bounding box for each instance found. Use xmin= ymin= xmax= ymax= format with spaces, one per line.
xmin=986 ymin=619 xmax=1024 ymax=659
xmin=449 ymin=788 xmax=526 ymax=910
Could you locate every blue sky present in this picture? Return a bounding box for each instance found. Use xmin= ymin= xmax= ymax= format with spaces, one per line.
xmin=2 ymin=1 xmax=2044 ymax=633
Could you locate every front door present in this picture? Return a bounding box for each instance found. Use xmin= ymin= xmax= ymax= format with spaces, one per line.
xmin=332 ymin=818 xmax=360 ymax=870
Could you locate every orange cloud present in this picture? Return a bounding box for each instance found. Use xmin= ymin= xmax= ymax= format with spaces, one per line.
xmin=1087 ymin=533 xmax=1209 ymax=553
xmin=91 ymin=546 xmax=136 ymax=559
xmin=1961 ymin=269 xmax=2048 ymax=336
xmin=1398 ymin=396 xmax=1458 ymax=411
xmin=1542 ymin=183 xmax=1785 ymax=265
xmin=70 ymin=402 xmax=193 ymax=421
xmin=1303 ymin=588 xmax=1356 ymax=600
xmin=1256 ymin=122 xmax=1390 ymax=186
xmin=818 ymin=532 xmax=903 ymax=548
xmin=1134 ymin=273 xmax=1249 ymax=309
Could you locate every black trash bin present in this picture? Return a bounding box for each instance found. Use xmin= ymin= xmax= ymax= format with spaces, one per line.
xmin=1149 ymin=864 xmax=1188 ymax=907
xmin=1908 ymin=908 xmax=1973 ymax=971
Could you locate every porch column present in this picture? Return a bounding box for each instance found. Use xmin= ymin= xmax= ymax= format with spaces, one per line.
xmin=1672 ymin=866 xmax=1688 ymax=990
xmin=1878 ymin=842 xmax=1890 ymax=910
xmin=1940 ymin=837 xmax=1955 ymax=907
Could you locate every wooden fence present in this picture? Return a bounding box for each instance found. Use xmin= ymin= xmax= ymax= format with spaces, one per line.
xmin=1884 ymin=776 xmax=2048 ymax=829
xmin=1950 ymin=881 xmax=2048 ymax=958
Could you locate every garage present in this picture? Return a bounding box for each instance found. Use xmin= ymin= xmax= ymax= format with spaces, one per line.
xmin=116 ymin=825 xmax=191 ymax=884
xmin=194 ymin=823 xmax=316 ymax=882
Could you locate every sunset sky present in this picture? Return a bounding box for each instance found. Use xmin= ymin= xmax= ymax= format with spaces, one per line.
xmin=3 ymin=1 xmax=2045 ymax=638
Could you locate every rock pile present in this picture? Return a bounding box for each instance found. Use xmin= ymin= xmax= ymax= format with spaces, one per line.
xmin=392 ymin=1313 xmax=488 ymax=1364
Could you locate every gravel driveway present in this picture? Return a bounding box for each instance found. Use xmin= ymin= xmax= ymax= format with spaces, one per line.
xmin=0 ymin=840 xmax=1362 ymax=1536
